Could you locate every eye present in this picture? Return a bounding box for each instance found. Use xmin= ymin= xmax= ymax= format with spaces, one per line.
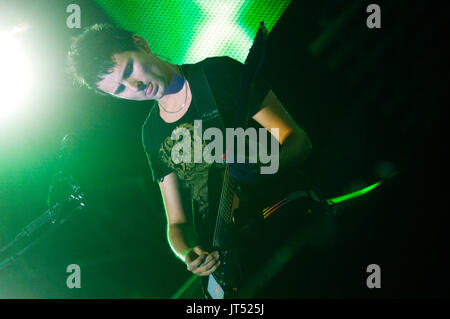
xmin=124 ymin=61 xmax=133 ymax=78
xmin=115 ymin=84 xmax=125 ymax=95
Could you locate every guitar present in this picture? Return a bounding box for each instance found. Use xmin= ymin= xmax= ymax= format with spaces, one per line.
xmin=199 ymin=21 xmax=269 ymax=299
xmin=200 ymin=159 xmax=315 ymax=298
xmin=184 ymin=22 xmax=335 ymax=299
xmin=200 ymin=163 xmax=242 ymax=299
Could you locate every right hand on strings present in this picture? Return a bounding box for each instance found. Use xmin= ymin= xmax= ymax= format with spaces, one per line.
xmin=185 ymin=246 xmax=221 ymax=276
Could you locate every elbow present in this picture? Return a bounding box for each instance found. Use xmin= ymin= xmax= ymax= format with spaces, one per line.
xmin=168 ymin=221 xmax=187 ymax=231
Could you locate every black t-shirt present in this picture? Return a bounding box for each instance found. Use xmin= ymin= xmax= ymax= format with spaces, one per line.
xmin=142 ymin=56 xmax=270 ymax=218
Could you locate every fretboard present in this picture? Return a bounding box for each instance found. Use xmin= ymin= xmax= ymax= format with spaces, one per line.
xmin=212 ymin=165 xmax=236 ymax=247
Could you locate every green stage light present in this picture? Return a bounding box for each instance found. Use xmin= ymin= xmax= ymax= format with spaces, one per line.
xmin=94 ymin=0 xmax=291 ymax=64
xmin=0 ymin=29 xmax=33 ymax=124
xmin=328 ymin=181 xmax=383 ymax=205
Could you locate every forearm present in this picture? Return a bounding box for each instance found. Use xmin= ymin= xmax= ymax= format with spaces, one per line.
xmin=167 ymin=222 xmax=198 ymax=262
xmin=252 ymin=91 xmax=312 ymax=175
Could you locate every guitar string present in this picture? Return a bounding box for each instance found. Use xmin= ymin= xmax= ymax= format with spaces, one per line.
xmin=214 ymin=167 xmax=235 ymax=246
xmin=216 ymin=169 xmax=233 ymax=245
xmin=215 ymin=160 xmax=243 ymax=246
xmin=213 ymin=166 xmax=230 ymax=246
xmin=262 ymin=190 xmax=308 ymax=216
xmin=213 ymin=22 xmax=267 ymax=249
xmin=263 ymin=191 xmax=309 ymax=219
xmin=223 ymin=170 xmax=234 ymax=222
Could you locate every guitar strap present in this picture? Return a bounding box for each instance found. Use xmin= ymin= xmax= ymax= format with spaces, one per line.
xmin=181 ymin=63 xmax=226 ymax=137
xmin=181 ymin=62 xmax=228 ymax=232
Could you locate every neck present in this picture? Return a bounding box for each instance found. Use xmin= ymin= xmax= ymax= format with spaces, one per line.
xmin=158 ymin=64 xmax=186 ymax=113
xmin=157 ymin=65 xmax=192 ymax=123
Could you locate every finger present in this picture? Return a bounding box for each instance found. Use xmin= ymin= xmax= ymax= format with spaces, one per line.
xmin=194 ymin=258 xmax=216 ymax=274
xmin=195 ymin=255 xmax=220 ymax=275
xmin=187 ymin=250 xmax=219 ymax=272
xmin=201 ymin=252 xmax=216 ymax=265
xmin=191 ymin=256 xmax=216 ymax=274
xmin=187 ymin=254 xmax=208 ymax=271
xmin=197 ymin=261 xmax=221 ymax=276
xmin=190 ymin=248 xmax=217 ymax=267
xmin=187 ymin=258 xmax=205 ymax=272
xmin=193 ymin=246 xmax=206 ymax=255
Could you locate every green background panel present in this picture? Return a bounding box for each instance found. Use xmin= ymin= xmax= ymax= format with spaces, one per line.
xmin=94 ymin=0 xmax=291 ymax=64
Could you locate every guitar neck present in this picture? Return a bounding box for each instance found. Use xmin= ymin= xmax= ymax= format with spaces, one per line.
xmin=212 ymin=165 xmax=237 ymax=247
xmin=211 ymin=22 xmax=267 ymax=249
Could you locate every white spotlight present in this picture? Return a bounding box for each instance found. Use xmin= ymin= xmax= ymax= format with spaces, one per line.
xmin=0 ymin=30 xmax=33 ymax=122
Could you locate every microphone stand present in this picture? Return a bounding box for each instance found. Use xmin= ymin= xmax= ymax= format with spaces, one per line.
xmin=0 ymin=136 xmax=87 ymax=271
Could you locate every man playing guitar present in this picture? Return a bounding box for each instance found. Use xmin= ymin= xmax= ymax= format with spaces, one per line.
xmin=67 ymin=23 xmax=312 ymax=290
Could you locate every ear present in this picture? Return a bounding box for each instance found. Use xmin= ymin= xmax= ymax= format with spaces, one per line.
xmin=131 ymin=35 xmax=151 ymax=53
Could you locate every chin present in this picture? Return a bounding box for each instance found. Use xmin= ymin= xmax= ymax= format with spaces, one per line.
xmin=155 ymin=90 xmax=165 ymax=100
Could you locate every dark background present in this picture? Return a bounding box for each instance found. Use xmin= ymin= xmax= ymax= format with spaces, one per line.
xmin=0 ymin=0 xmax=449 ymax=298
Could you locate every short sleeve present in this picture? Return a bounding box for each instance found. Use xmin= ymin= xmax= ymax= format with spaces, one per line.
xmin=142 ymin=121 xmax=173 ymax=182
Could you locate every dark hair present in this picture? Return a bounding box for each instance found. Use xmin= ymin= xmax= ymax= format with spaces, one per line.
xmin=67 ymin=23 xmax=136 ymax=95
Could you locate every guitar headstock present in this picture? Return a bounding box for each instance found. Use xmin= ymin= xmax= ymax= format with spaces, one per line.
xmin=258 ymin=21 xmax=268 ymax=37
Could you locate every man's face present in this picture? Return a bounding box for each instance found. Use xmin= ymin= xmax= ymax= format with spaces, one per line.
xmin=96 ymin=37 xmax=169 ymax=101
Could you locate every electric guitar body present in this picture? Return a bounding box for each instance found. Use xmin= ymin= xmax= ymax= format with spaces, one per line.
xmin=199 ymin=163 xmax=300 ymax=299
